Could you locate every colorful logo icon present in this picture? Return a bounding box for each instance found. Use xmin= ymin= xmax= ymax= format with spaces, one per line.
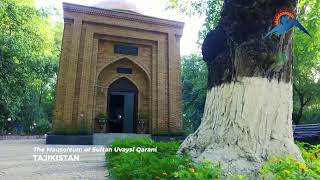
xmin=265 ymin=9 xmax=311 ymax=38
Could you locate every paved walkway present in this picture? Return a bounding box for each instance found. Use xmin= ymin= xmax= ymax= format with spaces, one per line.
xmin=0 ymin=139 xmax=109 ymax=180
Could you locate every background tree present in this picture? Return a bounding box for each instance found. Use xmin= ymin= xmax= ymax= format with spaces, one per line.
xmin=181 ymin=54 xmax=207 ymax=133
xmin=0 ymin=0 xmax=61 ymax=134
xmin=168 ymin=0 xmax=223 ymax=43
xmin=169 ymin=0 xmax=223 ymax=133
xmin=292 ymin=0 xmax=320 ymax=125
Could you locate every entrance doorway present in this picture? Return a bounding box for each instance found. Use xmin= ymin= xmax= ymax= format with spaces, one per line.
xmin=108 ymin=94 xmax=124 ymax=133
xmin=107 ymin=78 xmax=138 ymax=133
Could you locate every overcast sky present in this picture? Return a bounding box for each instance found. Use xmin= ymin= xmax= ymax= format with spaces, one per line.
xmin=35 ymin=0 xmax=205 ymax=56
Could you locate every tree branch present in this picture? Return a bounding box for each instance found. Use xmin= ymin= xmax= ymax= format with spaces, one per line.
xmin=303 ymin=96 xmax=312 ymax=106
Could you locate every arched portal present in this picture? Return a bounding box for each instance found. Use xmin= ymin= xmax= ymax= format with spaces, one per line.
xmin=53 ymin=3 xmax=184 ymax=137
xmin=107 ymin=77 xmax=138 ymax=133
xmin=95 ymin=57 xmax=150 ymax=133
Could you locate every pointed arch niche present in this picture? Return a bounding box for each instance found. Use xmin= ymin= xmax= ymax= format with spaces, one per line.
xmin=53 ymin=4 xmax=184 ymax=135
xmin=94 ymin=57 xmax=151 ymax=133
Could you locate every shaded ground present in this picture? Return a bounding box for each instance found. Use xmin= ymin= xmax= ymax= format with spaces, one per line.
xmin=0 ymin=139 xmax=108 ymax=180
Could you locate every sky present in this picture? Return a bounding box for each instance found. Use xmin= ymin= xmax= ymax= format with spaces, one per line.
xmin=35 ymin=0 xmax=205 ymax=56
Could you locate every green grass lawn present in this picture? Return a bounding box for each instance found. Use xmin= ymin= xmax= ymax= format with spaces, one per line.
xmin=106 ymin=138 xmax=320 ymax=180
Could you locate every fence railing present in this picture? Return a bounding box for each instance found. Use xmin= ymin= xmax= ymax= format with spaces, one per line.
xmin=293 ymin=123 xmax=320 ymax=143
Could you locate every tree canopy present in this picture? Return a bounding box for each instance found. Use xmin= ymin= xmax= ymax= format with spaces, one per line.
xmin=0 ymin=0 xmax=61 ymax=134
xmin=181 ymin=54 xmax=207 ymax=132
xmin=293 ymin=0 xmax=320 ymax=124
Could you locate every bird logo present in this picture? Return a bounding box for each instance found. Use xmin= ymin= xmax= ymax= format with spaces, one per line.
xmin=265 ymin=9 xmax=311 ymax=38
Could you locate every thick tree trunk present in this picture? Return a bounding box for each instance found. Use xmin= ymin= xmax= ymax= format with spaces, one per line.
xmin=178 ymin=0 xmax=303 ymax=173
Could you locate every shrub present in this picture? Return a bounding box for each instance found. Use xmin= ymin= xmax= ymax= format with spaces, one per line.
xmin=173 ymin=160 xmax=224 ymax=180
xmin=107 ymin=138 xmax=224 ymax=180
xmin=107 ymin=138 xmax=183 ymax=179
xmin=260 ymin=156 xmax=318 ymax=180
xmin=106 ymin=138 xmax=320 ymax=180
xmin=297 ymin=142 xmax=320 ymax=177
xmin=32 ymin=118 xmax=51 ymax=134
xmin=260 ymin=143 xmax=320 ymax=180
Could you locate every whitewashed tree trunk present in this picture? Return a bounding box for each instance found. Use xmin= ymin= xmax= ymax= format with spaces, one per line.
xmin=178 ymin=0 xmax=303 ymax=173
xmin=179 ymin=77 xmax=303 ymax=173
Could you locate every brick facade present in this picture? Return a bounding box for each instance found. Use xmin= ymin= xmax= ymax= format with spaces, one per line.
xmin=53 ymin=3 xmax=184 ymax=134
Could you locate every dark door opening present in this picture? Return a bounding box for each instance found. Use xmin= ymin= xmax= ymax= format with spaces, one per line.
xmin=108 ymin=95 xmax=124 ymax=133
xmin=107 ymin=77 xmax=138 ymax=133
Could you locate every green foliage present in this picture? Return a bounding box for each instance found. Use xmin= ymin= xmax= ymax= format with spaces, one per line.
xmin=297 ymin=142 xmax=320 ymax=175
xmin=168 ymin=0 xmax=223 ymax=44
xmin=181 ymin=54 xmax=208 ymax=133
xmin=197 ymin=0 xmax=223 ymax=43
xmin=18 ymin=90 xmax=49 ymax=133
xmin=300 ymin=107 xmax=320 ymax=124
xmin=107 ymin=138 xmax=224 ymax=180
xmin=31 ymin=118 xmax=51 ymax=135
xmin=107 ymin=139 xmax=320 ymax=180
xmin=260 ymin=143 xmax=320 ymax=180
xmin=293 ymin=0 xmax=320 ymax=124
xmin=107 ymin=138 xmax=183 ymax=180
xmin=174 ymin=160 xmax=223 ymax=180
xmin=0 ymin=0 xmax=61 ymax=134
xmin=260 ymin=157 xmax=317 ymax=180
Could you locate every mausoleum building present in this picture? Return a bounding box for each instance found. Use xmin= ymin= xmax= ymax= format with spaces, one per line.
xmin=53 ymin=1 xmax=184 ymax=134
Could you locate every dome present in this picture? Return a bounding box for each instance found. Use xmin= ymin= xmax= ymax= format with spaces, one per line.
xmin=95 ymin=0 xmax=141 ymax=13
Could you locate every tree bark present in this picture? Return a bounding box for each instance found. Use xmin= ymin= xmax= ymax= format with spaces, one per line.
xmin=178 ymin=0 xmax=303 ymax=174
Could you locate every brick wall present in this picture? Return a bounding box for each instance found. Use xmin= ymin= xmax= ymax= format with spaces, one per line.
xmin=53 ymin=3 xmax=184 ymax=134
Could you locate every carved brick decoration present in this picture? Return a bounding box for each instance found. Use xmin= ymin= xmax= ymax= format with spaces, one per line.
xmin=53 ymin=3 xmax=184 ymax=134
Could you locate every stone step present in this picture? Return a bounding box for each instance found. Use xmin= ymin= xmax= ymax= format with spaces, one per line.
xmin=93 ymin=133 xmax=150 ymax=145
